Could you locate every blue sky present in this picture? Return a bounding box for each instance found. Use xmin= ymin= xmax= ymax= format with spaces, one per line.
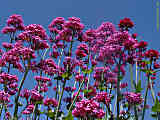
xmin=0 ymin=0 xmax=159 ymax=119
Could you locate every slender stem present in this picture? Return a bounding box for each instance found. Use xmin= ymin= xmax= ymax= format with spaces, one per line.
xmin=0 ymin=104 xmax=3 ymax=119
xmin=55 ymin=36 xmax=74 ymax=119
xmin=136 ymin=61 xmax=138 ymax=85
xmin=141 ymin=76 xmax=149 ymax=120
xmin=130 ymin=63 xmax=138 ymax=120
xmin=13 ymin=67 xmax=29 ymax=119
xmin=71 ymin=67 xmax=81 ymax=98
xmin=117 ymin=63 xmax=121 ymax=120
xmin=68 ymin=76 xmax=86 ymax=112
xmin=86 ymin=49 xmax=91 ymax=91
xmin=134 ymin=106 xmax=138 ymax=120
xmin=69 ymin=40 xmax=73 ymax=57
xmin=56 ymin=45 xmax=64 ymax=99
xmin=129 ymin=64 xmax=134 ymax=90
xmin=105 ymin=104 xmax=108 ymax=120
xmin=108 ymin=84 xmax=112 ymax=116
xmin=55 ymin=79 xmax=67 ymax=120
xmin=3 ymin=104 xmax=8 ymax=120
xmin=149 ymin=76 xmax=156 ymax=103
xmin=34 ymin=48 xmax=50 ymax=120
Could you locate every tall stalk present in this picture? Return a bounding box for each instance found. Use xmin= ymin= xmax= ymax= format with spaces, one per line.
xmin=116 ymin=64 xmax=120 ymax=120
xmin=141 ymin=60 xmax=153 ymax=120
xmin=130 ymin=63 xmax=138 ymax=120
xmin=13 ymin=67 xmax=29 ymax=119
xmin=141 ymin=77 xmax=149 ymax=120
xmin=32 ymin=48 xmax=50 ymax=120
xmin=55 ymin=39 xmax=73 ymax=120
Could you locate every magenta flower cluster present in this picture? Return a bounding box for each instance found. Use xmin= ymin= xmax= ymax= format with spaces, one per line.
xmin=72 ymin=99 xmax=105 ymax=119
xmin=0 ymin=14 xmax=159 ymax=120
xmin=124 ymin=92 xmax=143 ymax=105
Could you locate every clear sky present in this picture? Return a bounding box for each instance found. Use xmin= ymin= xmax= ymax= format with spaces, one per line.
xmin=0 ymin=0 xmax=159 ymax=119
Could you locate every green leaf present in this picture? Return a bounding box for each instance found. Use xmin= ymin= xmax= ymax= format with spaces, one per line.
xmin=83 ymin=89 xmax=93 ymax=94
xmin=39 ymin=111 xmax=45 ymax=114
xmin=62 ymin=72 xmax=72 ymax=79
xmin=123 ymin=103 xmax=129 ymax=108
xmin=62 ymin=112 xmax=73 ymax=120
xmin=152 ymin=97 xmax=160 ymax=112
xmin=98 ymin=86 xmax=106 ymax=91
xmin=118 ymin=75 xmax=123 ymax=81
xmin=141 ymin=60 xmax=151 ymax=65
xmin=82 ymin=67 xmax=94 ymax=74
xmin=140 ymin=69 xmax=154 ymax=74
xmin=35 ymin=100 xmax=43 ymax=105
xmin=135 ymin=80 xmax=143 ymax=93
xmin=46 ymin=110 xmax=55 ymax=119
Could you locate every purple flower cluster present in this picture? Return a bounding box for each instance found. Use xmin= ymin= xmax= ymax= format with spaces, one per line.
xmin=22 ymin=104 xmax=34 ymax=114
xmin=0 ymin=90 xmax=10 ymax=103
xmin=43 ymin=97 xmax=58 ymax=107
xmin=1 ymin=14 xmax=159 ymax=120
xmin=93 ymin=92 xmax=111 ymax=105
xmin=124 ymin=92 xmax=143 ymax=105
xmin=1 ymin=14 xmax=25 ymax=34
xmin=75 ymin=43 xmax=89 ymax=58
xmin=0 ymin=73 xmax=18 ymax=95
xmin=18 ymin=24 xmax=49 ymax=50
xmin=72 ymin=99 xmax=105 ymax=119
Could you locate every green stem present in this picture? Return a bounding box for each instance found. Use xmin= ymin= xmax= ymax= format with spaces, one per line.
xmin=129 ymin=64 xmax=134 ymax=90
xmin=56 ymin=45 xmax=65 ymax=100
xmin=0 ymin=104 xmax=3 ymax=119
xmin=130 ymin=63 xmax=138 ymax=120
xmin=55 ymin=79 xmax=67 ymax=120
xmin=68 ymin=76 xmax=86 ymax=113
xmin=3 ymin=104 xmax=8 ymax=120
xmin=69 ymin=40 xmax=73 ymax=57
xmin=117 ymin=63 xmax=121 ymax=120
xmin=13 ymin=67 xmax=29 ymax=119
xmin=141 ymin=76 xmax=149 ymax=120
xmin=105 ymin=105 xmax=108 ymax=120
xmin=149 ymin=76 xmax=156 ymax=102
xmin=86 ymin=49 xmax=91 ymax=91
xmin=136 ymin=61 xmax=138 ymax=85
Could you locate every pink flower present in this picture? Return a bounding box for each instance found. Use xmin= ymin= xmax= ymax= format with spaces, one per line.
xmin=64 ymin=17 xmax=84 ymax=32
xmin=72 ymin=99 xmax=105 ymax=119
xmin=6 ymin=14 xmax=25 ymax=30
xmin=94 ymin=92 xmax=111 ymax=105
xmin=19 ymin=47 xmax=36 ymax=60
xmin=96 ymin=22 xmax=116 ymax=36
xmin=0 ymin=90 xmax=10 ymax=103
xmin=118 ymin=18 xmax=134 ymax=30
xmin=136 ymin=41 xmax=148 ymax=48
xmin=31 ymin=90 xmax=43 ymax=101
xmin=132 ymin=33 xmax=138 ymax=38
xmin=34 ymin=76 xmax=51 ymax=83
xmin=43 ymin=97 xmax=58 ymax=107
xmin=124 ymin=92 xmax=143 ymax=105
xmin=75 ymin=43 xmax=88 ymax=58
xmin=48 ymin=17 xmax=65 ymax=32
xmin=22 ymin=24 xmax=48 ymax=42
xmin=145 ymin=49 xmax=159 ymax=59
xmin=1 ymin=26 xmax=16 ymax=34
xmin=22 ymin=104 xmax=34 ymax=114
xmin=20 ymin=88 xmax=31 ymax=100
xmin=120 ymin=82 xmax=128 ymax=89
